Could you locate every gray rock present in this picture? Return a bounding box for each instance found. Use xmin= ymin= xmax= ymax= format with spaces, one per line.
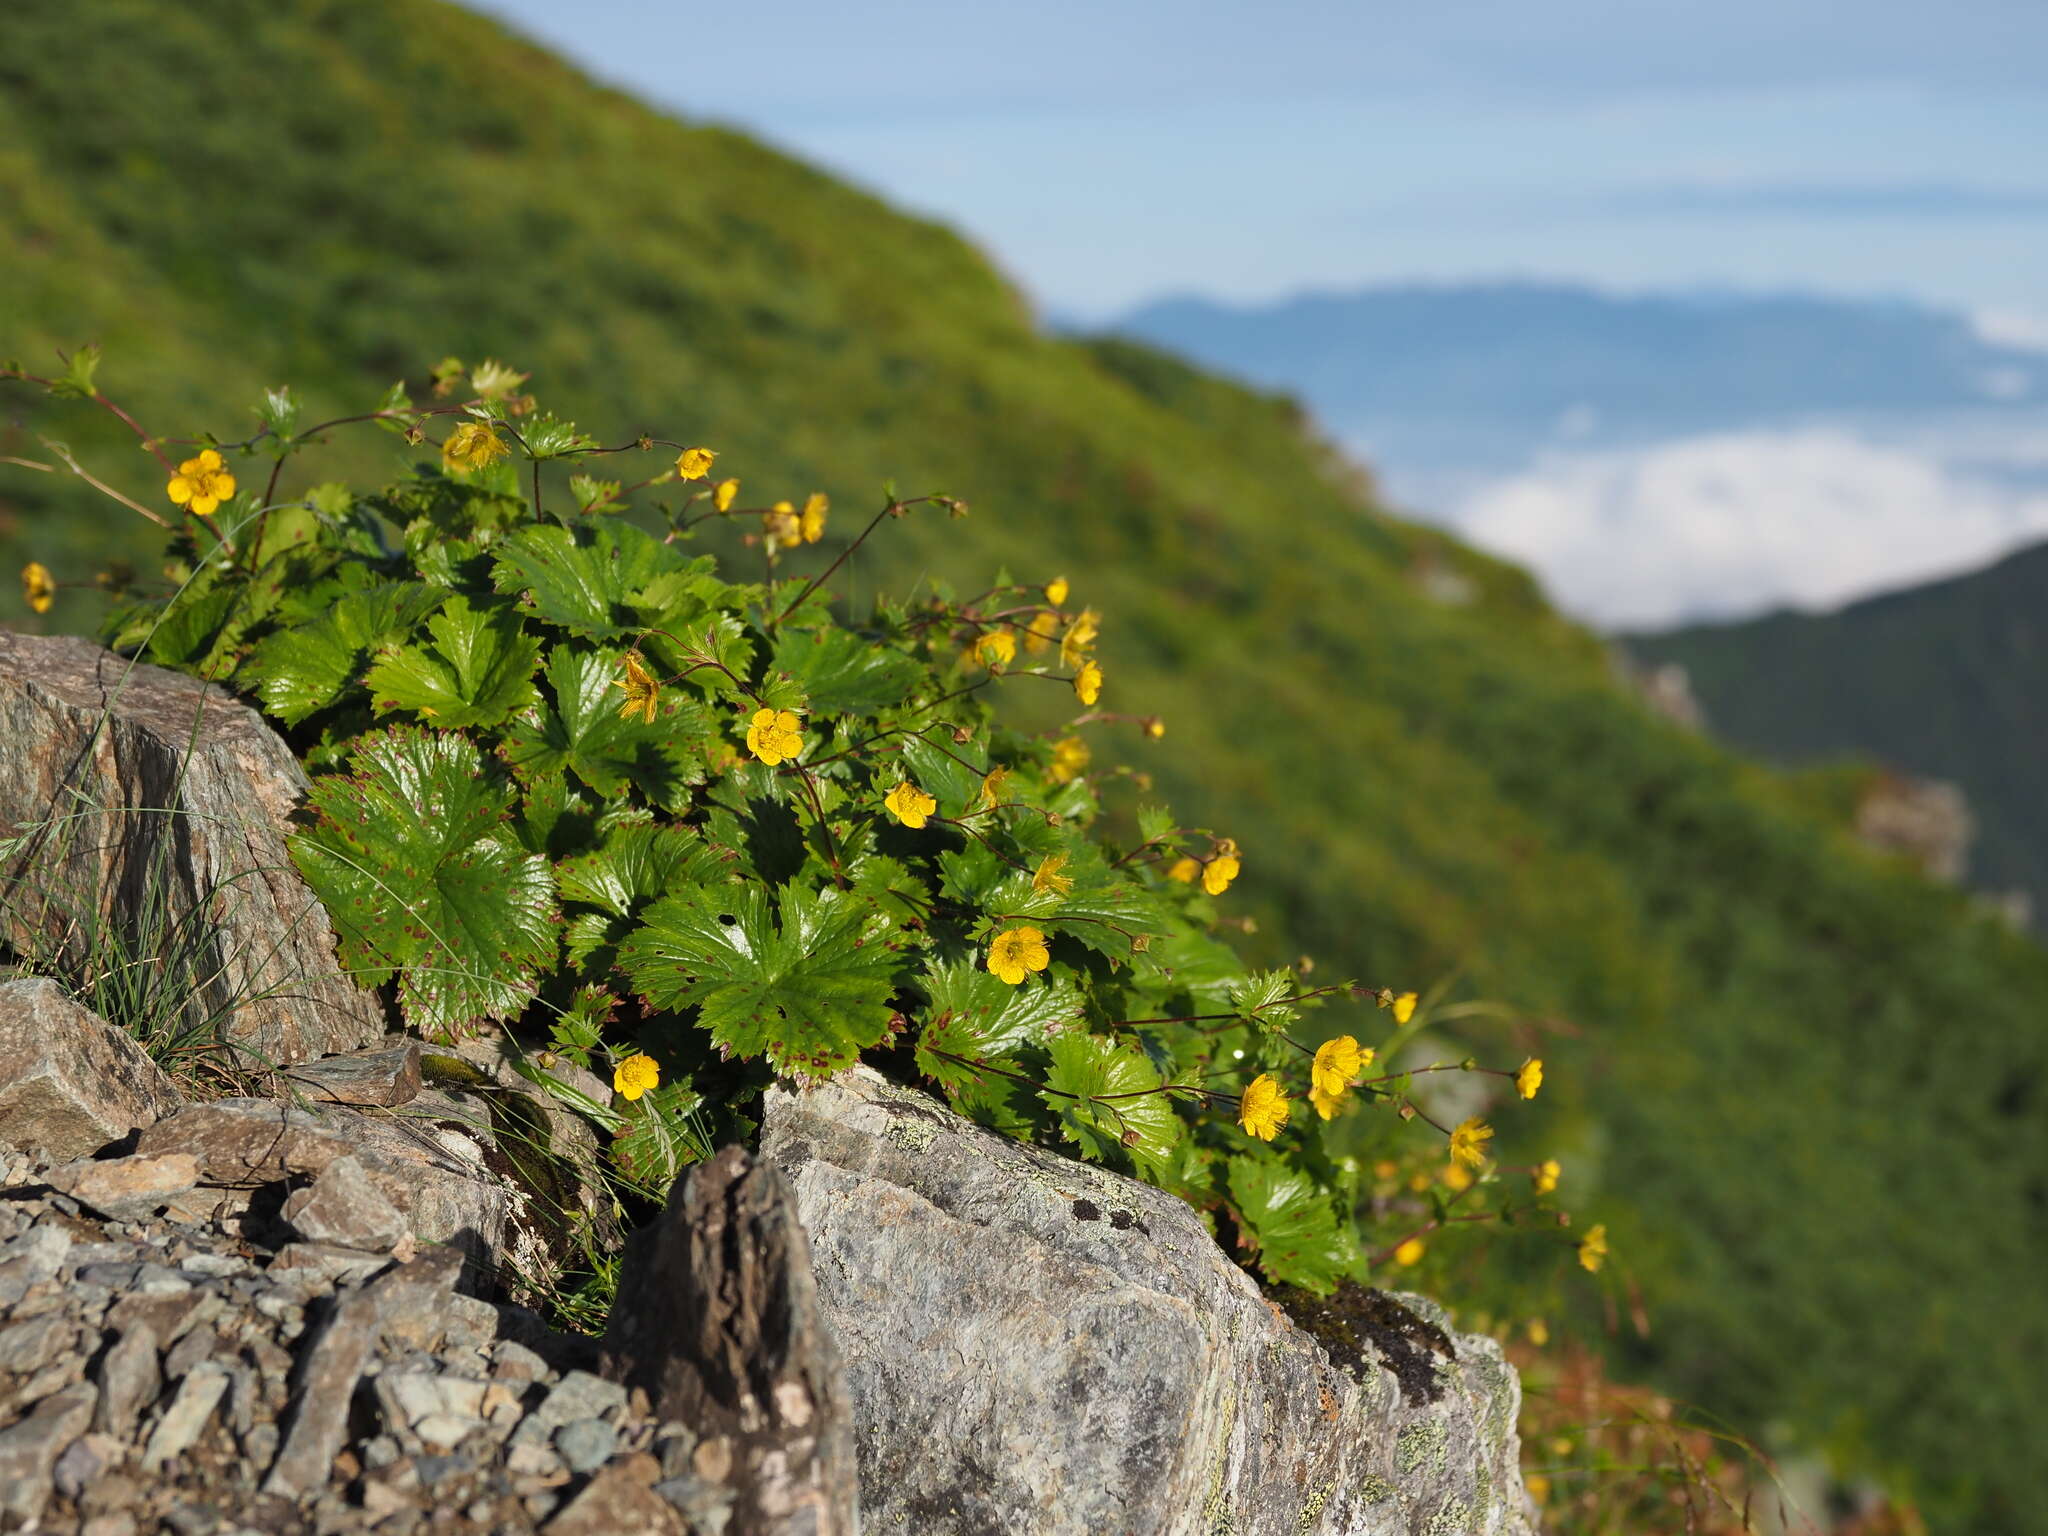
xmin=282 ymin=1155 xmax=408 ymax=1251
xmin=141 ymin=1359 xmax=230 ymax=1468
xmin=0 ymin=1380 xmax=97 ymax=1522
xmin=263 ymin=1246 xmax=461 ymax=1496
xmin=0 ymin=979 xmax=183 ymax=1159
xmin=603 ymin=1146 xmax=857 ymax=1536
xmin=0 ymin=1310 xmax=75 ymax=1374
xmin=94 ymin=1323 xmax=162 ymax=1438
xmin=541 ymin=1463 xmax=683 ymax=1536
xmin=760 ymin=1068 xmax=1538 ymax=1536
xmin=46 ymin=1151 xmax=200 ymax=1221
xmin=140 ymin=1098 xmax=513 ymax=1275
xmin=283 ymin=1040 xmax=424 ymax=1108
xmin=0 ymin=634 xmax=384 ymax=1067
xmin=553 ymin=1417 xmax=617 ymax=1474
xmin=0 ymin=1223 xmax=72 ymax=1307
xmin=268 ymin=1242 xmax=392 ymax=1287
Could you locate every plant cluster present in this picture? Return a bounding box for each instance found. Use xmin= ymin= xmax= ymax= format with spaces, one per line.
xmin=6 ymin=353 xmax=1576 ymax=1294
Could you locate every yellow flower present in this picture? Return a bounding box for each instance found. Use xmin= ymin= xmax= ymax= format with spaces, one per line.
xmin=1022 ymin=611 xmax=1060 ymax=654
xmin=987 ymin=926 xmax=1051 ymax=986
xmin=1143 ymin=717 xmax=1166 ymax=740
xmin=1032 ymin=852 xmax=1074 ymax=896
xmin=1448 ymin=1116 xmax=1494 ymax=1170
xmin=166 ymin=447 xmax=237 ymax=515
xmin=974 ymin=631 xmax=1017 ymax=668
xmin=675 ymin=446 xmax=716 ymax=480
xmin=1047 ymin=736 xmax=1090 ymax=785
xmin=1311 ymin=1036 xmax=1366 ymax=1106
xmin=1442 ymin=1161 xmax=1475 ymax=1193
xmin=1515 ymin=1058 xmax=1544 ymax=1100
xmin=1059 ymin=608 xmax=1100 ymax=668
xmin=1578 ymin=1222 xmax=1609 ymax=1274
xmin=1392 ymin=1236 xmax=1426 ymax=1267
xmin=1202 ymin=841 xmax=1241 ymax=896
xmin=22 ymin=562 xmax=55 ymax=615
xmin=1532 ymin=1158 xmax=1562 ymax=1196
xmin=800 ymin=492 xmax=828 ymax=543
xmin=1388 ymin=991 xmax=1419 ymax=1026
xmin=884 ymin=780 xmax=938 ymax=829
xmin=977 ymin=764 xmax=1011 ymax=811
xmin=1237 ymin=1073 xmax=1290 ymax=1140
xmin=713 ymin=477 xmax=739 ymax=512
xmin=1525 ymin=1475 xmax=1551 ymax=1507
xmin=1073 ymin=659 xmax=1103 ymax=706
xmin=1526 ymin=1317 xmax=1550 ymax=1347
xmin=1045 ymin=575 xmax=1070 ymax=607
xmin=763 ymin=501 xmax=802 ymax=544
xmin=613 ymin=1052 xmax=660 ymax=1102
xmin=1167 ymin=856 xmax=1201 ymax=883
xmin=613 ymin=653 xmax=660 ymax=725
xmin=745 ymin=707 xmax=804 ymax=765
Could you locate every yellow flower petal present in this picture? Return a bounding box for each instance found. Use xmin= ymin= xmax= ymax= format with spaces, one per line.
xmin=676 ymin=446 xmax=716 ymax=480
xmin=884 ymin=780 xmax=938 ymax=829
xmin=1045 ymin=575 xmax=1069 ymax=607
xmin=1392 ymin=1236 xmax=1426 ymax=1267
xmin=1515 ymin=1058 xmax=1544 ymax=1100
xmin=167 ymin=476 xmax=193 ymax=505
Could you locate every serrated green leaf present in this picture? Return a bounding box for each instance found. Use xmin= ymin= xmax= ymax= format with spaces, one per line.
xmin=1229 ymin=970 xmax=1302 ymax=1032
xmin=248 ymin=580 xmax=445 ymax=724
xmin=491 ymin=521 xmax=681 ymax=637
xmin=556 ymin=820 xmax=732 ymax=918
xmin=501 ymin=645 xmax=709 ymax=808
xmin=1040 ymin=1032 xmax=1182 ymax=1178
xmin=364 ymin=596 xmax=538 ymax=728
xmin=619 ymin=881 xmax=903 ymax=1076
xmin=611 ymin=1079 xmax=708 ymax=1195
xmin=917 ymin=959 xmax=1085 ymax=1074
xmin=771 ymin=625 xmax=925 ymax=715
xmin=289 ymin=727 xmax=555 ymax=1037
xmin=569 ymin=475 xmax=621 ymax=512
xmin=1227 ymin=1153 xmax=1360 ymax=1294
xmin=896 ymin=734 xmax=989 ymax=821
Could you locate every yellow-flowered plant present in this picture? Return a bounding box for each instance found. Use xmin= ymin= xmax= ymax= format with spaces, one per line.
xmin=7 ymin=355 xmax=1581 ymax=1302
xmin=884 ymin=780 xmax=938 ymax=829
xmin=442 ymin=421 xmax=508 ymax=475
xmin=166 ymin=447 xmax=236 ymax=515
xmin=745 ymin=707 xmax=804 ymax=765
xmin=21 ymin=562 xmax=55 ymax=615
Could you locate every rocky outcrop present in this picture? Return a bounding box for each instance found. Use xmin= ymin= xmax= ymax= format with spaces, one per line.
xmin=0 ymin=978 xmax=184 ymax=1160
xmin=0 ymin=633 xmax=383 ymax=1068
xmin=0 ymin=1145 xmax=738 ymax=1535
xmin=604 ymin=1146 xmax=858 ymax=1535
xmin=761 ymin=1068 xmax=1537 ymax=1536
xmin=1854 ymin=771 xmax=1974 ymax=885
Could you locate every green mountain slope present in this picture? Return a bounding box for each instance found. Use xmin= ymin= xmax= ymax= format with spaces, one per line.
xmin=3 ymin=3 xmax=2045 ymax=1526
xmin=1630 ymin=540 xmax=2048 ymax=923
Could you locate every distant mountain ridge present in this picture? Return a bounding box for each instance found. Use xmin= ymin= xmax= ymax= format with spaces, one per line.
xmin=1628 ymin=537 xmax=2048 ymax=923
xmin=1117 ymin=280 xmax=2044 ymax=445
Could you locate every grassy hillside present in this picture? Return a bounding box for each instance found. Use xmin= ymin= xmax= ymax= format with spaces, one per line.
xmin=1630 ymin=541 xmax=2048 ymax=923
xmin=4 ymin=3 xmax=2045 ymax=1526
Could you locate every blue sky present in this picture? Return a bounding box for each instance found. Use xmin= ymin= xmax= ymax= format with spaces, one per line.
xmin=478 ymin=0 xmax=2048 ymax=324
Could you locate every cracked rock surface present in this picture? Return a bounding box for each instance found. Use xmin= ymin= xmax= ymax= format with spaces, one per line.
xmin=762 ymin=1067 xmax=1539 ymax=1536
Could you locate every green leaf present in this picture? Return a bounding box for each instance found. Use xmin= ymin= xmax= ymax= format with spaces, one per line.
xmin=917 ymin=959 xmax=1085 ymax=1074
xmin=1228 ymin=970 xmax=1302 ymax=1033
xmin=48 ymin=344 xmax=101 ymax=400
xmin=248 ymin=580 xmax=445 ymax=724
xmin=364 ymin=596 xmax=539 ymax=728
xmin=569 ymin=475 xmax=621 ymax=513
xmin=556 ymin=819 xmax=732 ymax=918
xmin=289 ymin=727 xmax=556 ymax=1037
xmin=257 ymin=384 xmax=301 ymax=444
xmin=1227 ymin=1154 xmax=1360 ymax=1294
xmin=520 ymin=411 xmax=596 ymax=459
xmin=771 ymin=625 xmax=925 ymax=715
xmin=619 ymin=881 xmax=903 ymax=1076
xmin=1040 ymin=1032 xmax=1182 ymax=1178
xmin=502 ymin=645 xmax=709 ymax=808
xmin=490 ymin=521 xmax=680 ymax=637
xmin=611 ymin=1079 xmax=708 ymax=1195
xmin=896 ymin=734 xmax=990 ymax=821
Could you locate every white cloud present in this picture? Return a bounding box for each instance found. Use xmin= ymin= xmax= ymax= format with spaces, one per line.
xmin=1972 ymin=307 xmax=2048 ymax=353
xmin=1447 ymin=427 xmax=2048 ymax=629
